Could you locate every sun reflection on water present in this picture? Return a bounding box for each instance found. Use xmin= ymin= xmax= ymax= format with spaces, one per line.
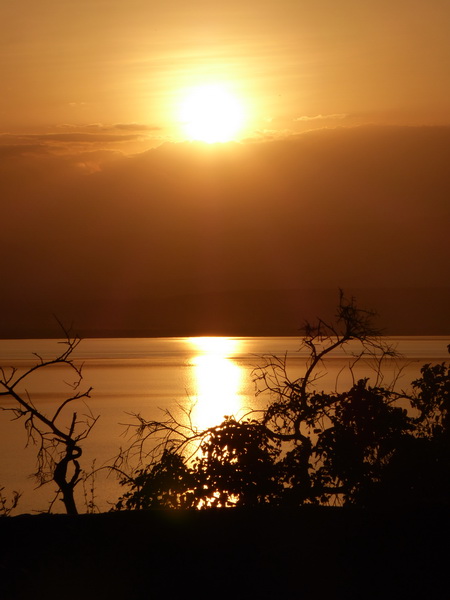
xmin=187 ymin=337 xmax=246 ymax=431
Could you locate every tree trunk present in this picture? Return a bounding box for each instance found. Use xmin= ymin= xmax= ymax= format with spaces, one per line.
xmin=53 ymin=446 xmax=81 ymax=515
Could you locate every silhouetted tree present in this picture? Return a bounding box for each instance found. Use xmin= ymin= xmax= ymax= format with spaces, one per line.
xmin=312 ymin=380 xmax=413 ymax=506
xmin=116 ymin=416 xmax=282 ymax=509
xmin=0 ymin=328 xmax=97 ymax=514
xmin=192 ymin=417 xmax=282 ymax=507
xmin=116 ymin=293 xmax=450 ymax=510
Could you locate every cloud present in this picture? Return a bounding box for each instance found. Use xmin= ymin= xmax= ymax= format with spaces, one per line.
xmin=57 ymin=123 xmax=107 ymax=131
xmin=295 ymin=113 xmax=348 ymax=122
xmin=245 ymin=127 xmax=295 ymax=142
xmin=58 ymin=122 xmax=160 ymax=133
xmin=40 ymin=132 xmax=140 ymax=142
xmin=0 ymin=131 xmax=144 ymax=155
xmin=113 ymin=123 xmax=160 ymax=132
xmin=0 ymin=124 xmax=163 ymax=154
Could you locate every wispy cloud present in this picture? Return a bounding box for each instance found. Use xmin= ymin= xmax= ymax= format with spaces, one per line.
xmin=295 ymin=114 xmax=348 ymax=122
xmin=0 ymin=130 xmax=144 ymax=160
xmin=58 ymin=122 xmax=160 ymax=133
xmin=113 ymin=123 xmax=160 ymax=132
xmin=0 ymin=122 xmax=162 ymax=160
xmin=0 ymin=130 xmax=146 ymax=146
xmin=32 ymin=132 xmax=140 ymax=143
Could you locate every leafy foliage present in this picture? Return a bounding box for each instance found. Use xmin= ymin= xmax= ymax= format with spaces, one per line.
xmin=412 ymin=362 xmax=450 ymax=436
xmin=116 ymin=417 xmax=282 ymax=509
xmin=116 ymin=294 xmax=450 ymax=510
xmin=313 ymin=380 xmax=413 ymax=505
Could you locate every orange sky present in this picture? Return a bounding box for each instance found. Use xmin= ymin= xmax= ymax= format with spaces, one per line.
xmin=1 ymin=1 xmax=449 ymax=336
xmin=2 ymin=0 xmax=450 ymax=148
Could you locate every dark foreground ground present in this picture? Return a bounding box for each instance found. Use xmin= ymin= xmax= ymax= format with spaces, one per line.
xmin=1 ymin=506 xmax=449 ymax=599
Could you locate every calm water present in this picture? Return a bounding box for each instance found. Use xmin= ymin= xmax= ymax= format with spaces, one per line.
xmin=0 ymin=336 xmax=448 ymax=513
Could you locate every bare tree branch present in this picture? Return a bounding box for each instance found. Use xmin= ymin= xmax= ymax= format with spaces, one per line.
xmin=0 ymin=325 xmax=97 ymax=514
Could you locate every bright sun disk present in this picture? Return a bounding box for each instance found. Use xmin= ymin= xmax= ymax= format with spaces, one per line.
xmin=179 ymin=84 xmax=244 ymax=143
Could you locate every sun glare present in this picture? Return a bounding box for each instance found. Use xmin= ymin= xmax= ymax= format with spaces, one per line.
xmin=179 ymin=84 xmax=245 ymax=143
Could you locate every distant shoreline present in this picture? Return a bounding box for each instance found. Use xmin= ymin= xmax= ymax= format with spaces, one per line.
xmin=1 ymin=331 xmax=450 ymax=341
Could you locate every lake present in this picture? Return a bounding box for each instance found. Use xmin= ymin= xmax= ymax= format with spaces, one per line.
xmin=0 ymin=336 xmax=448 ymax=513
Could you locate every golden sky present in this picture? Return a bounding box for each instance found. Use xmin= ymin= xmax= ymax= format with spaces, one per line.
xmin=2 ymin=0 xmax=450 ymax=149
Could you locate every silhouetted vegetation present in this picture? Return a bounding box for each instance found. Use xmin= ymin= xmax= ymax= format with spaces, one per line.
xmin=0 ymin=487 xmax=21 ymax=517
xmin=0 ymin=326 xmax=97 ymax=515
xmin=116 ymin=293 xmax=450 ymax=510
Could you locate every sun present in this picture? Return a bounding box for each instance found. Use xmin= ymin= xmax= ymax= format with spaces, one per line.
xmin=179 ymin=84 xmax=245 ymax=143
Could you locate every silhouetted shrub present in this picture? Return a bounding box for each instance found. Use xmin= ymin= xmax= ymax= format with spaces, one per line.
xmin=117 ymin=294 xmax=450 ymax=509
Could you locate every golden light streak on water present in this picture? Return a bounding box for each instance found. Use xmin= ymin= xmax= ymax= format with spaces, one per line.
xmin=187 ymin=337 xmax=246 ymax=431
